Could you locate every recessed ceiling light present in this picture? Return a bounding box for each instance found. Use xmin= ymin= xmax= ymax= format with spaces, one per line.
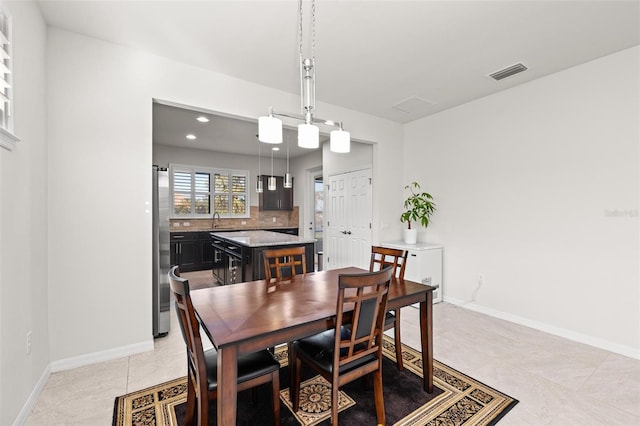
xmin=186 ymin=134 xmax=196 ymax=140
xmin=196 ymin=116 xmax=210 ymax=123
xmin=272 ymin=147 xmax=280 ymax=151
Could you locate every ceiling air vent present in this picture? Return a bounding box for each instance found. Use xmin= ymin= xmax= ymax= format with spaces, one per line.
xmin=489 ymin=63 xmax=528 ymax=81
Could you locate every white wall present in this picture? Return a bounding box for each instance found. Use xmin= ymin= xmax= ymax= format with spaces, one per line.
xmin=0 ymin=2 xmax=48 ymax=424
xmin=290 ymin=148 xmax=322 ymax=238
xmin=45 ymin=27 xmax=402 ymax=367
xmin=404 ymin=46 xmax=640 ymax=356
xmin=323 ymin=140 xmax=372 ymax=177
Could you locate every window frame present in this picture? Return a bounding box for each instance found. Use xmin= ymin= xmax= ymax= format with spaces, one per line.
xmin=169 ymin=164 xmax=250 ymax=219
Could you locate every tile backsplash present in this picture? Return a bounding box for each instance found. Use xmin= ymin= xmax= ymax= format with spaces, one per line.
xmin=169 ymin=206 xmax=299 ymax=231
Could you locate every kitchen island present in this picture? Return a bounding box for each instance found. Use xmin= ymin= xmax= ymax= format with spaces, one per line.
xmin=210 ymin=230 xmax=315 ymax=285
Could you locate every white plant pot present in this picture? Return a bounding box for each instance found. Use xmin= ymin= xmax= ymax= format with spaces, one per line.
xmin=403 ymin=229 xmax=418 ymax=244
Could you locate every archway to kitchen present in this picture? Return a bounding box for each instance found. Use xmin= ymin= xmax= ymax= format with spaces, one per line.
xmin=151 ymin=99 xmax=373 ymax=288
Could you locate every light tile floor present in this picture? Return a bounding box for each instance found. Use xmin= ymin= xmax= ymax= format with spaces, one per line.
xmin=25 ymin=303 xmax=640 ymax=425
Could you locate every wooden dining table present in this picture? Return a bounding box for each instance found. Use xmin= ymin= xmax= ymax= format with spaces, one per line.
xmin=190 ymin=266 xmax=434 ymax=425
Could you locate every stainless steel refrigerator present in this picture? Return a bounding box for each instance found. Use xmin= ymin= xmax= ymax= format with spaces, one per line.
xmin=152 ymin=165 xmax=171 ymax=337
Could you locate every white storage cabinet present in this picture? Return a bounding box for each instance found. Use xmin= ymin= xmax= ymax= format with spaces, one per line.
xmin=380 ymin=241 xmax=443 ymax=304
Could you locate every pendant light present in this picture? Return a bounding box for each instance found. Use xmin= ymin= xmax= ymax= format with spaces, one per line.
xmin=284 ymin=134 xmax=293 ymax=188
xmin=257 ymin=0 xmax=350 ymax=153
xmin=256 ymin=138 xmax=263 ymax=193
xmin=258 ymin=108 xmax=283 ymax=144
xmin=330 ymin=125 xmax=350 ymax=153
xmin=268 ymin=149 xmax=276 ymax=191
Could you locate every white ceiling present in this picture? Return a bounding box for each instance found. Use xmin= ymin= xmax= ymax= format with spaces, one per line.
xmin=152 ymin=101 xmax=322 ymax=159
xmin=37 ymin=0 xmax=640 ymax=157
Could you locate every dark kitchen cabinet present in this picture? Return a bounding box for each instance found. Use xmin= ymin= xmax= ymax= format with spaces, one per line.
xmin=259 ymin=175 xmax=293 ymax=210
xmin=170 ymin=233 xmax=197 ymax=271
xmin=170 ymin=232 xmax=212 ymax=272
xmin=210 ymin=235 xmax=248 ymax=285
xmin=199 ymin=238 xmax=214 ymax=269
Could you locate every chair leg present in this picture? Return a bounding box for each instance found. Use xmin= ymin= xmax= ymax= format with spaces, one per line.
xmin=331 ymin=382 xmax=339 ymax=425
xmin=271 ymin=371 xmax=281 ymax=425
xmin=394 ymin=309 xmax=404 ymax=371
xmin=184 ymin=376 xmax=196 ymax=426
xmin=373 ymin=368 xmax=386 ymax=425
xmin=197 ymin=380 xmax=208 ymax=426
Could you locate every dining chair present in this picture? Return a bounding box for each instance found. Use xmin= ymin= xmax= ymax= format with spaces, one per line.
xmin=168 ymin=266 xmax=281 ymax=426
xmin=370 ymin=245 xmax=408 ymax=371
xmin=289 ymin=266 xmax=394 ymax=426
xmin=263 ymin=246 xmax=307 ymax=282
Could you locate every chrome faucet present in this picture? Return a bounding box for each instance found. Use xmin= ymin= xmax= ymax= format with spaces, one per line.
xmin=212 ymin=211 xmax=221 ymax=228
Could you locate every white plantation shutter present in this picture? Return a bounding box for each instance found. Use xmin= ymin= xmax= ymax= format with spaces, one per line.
xmin=213 ymin=170 xmax=248 ymax=216
xmin=0 ymin=7 xmax=17 ymax=150
xmin=170 ymin=165 xmax=249 ymax=218
xmin=0 ymin=11 xmax=11 ymax=123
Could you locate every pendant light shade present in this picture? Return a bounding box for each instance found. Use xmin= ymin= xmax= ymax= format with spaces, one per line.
xmin=298 ymin=123 xmax=319 ymax=149
xmin=256 ymin=138 xmax=263 ymax=193
xmin=268 ymin=149 xmax=276 ymax=191
xmin=284 ymin=136 xmax=293 ymax=188
xmin=258 ymin=115 xmax=283 ymax=144
xmin=268 ymin=176 xmax=277 ymax=191
xmin=330 ymin=129 xmax=350 ymax=153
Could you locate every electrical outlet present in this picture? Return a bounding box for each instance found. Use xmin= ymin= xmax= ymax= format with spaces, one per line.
xmin=241 ymin=221 xmax=247 ymax=225
xmin=478 ymin=273 xmax=485 ymax=286
xmin=26 ymin=331 xmax=32 ymax=355
xmin=272 ymin=217 xmax=276 ymax=223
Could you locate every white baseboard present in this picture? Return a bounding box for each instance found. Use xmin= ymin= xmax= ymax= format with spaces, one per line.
xmin=50 ymin=339 xmax=154 ymax=372
xmin=13 ymin=339 xmax=154 ymax=425
xmin=12 ymin=364 xmax=51 ymax=426
xmin=444 ymin=296 xmax=640 ymax=360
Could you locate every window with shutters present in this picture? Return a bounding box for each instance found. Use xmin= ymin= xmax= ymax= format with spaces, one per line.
xmin=169 ymin=164 xmax=249 ymax=218
xmin=0 ymin=6 xmax=18 ymax=151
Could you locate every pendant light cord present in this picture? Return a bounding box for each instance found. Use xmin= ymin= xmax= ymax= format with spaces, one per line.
xmin=298 ymin=0 xmax=316 ymax=114
xmin=298 ymin=0 xmax=314 ymax=60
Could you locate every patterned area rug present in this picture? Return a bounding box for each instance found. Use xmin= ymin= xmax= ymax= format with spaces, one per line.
xmin=113 ymin=336 xmax=518 ymax=425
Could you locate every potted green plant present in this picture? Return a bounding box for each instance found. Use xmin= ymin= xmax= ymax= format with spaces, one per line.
xmin=400 ymin=182 xmax=436 ymax=244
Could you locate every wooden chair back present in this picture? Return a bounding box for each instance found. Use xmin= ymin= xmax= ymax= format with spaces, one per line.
xmin=370 ymin=245 xmax=407 ymax=279
xmin=168 ymin=266 xmax=208 ymax=404
xmin=370 ymin=245 xmax=408 ymax=370
xmin=334 ymin=266 xmax=393 ymax=369
xmin=263 ymin=246 xmax=307 ymax=282
xmin=290 ymin=266 xmax=394 ymax=425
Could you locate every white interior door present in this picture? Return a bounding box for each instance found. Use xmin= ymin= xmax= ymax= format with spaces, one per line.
xmin=347 ymin=170 xmax=373 ymax=269
xmin=326 ymin=169 xmax=372 ymax=269
xmin=327 ymin=173 xmax=348 ymax=268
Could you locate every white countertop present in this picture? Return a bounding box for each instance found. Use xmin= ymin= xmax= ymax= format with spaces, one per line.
xmin=211 ymin=230 xmax=316 ymax=247
xmin=380 ymin=240 xmax=442 ymax=251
